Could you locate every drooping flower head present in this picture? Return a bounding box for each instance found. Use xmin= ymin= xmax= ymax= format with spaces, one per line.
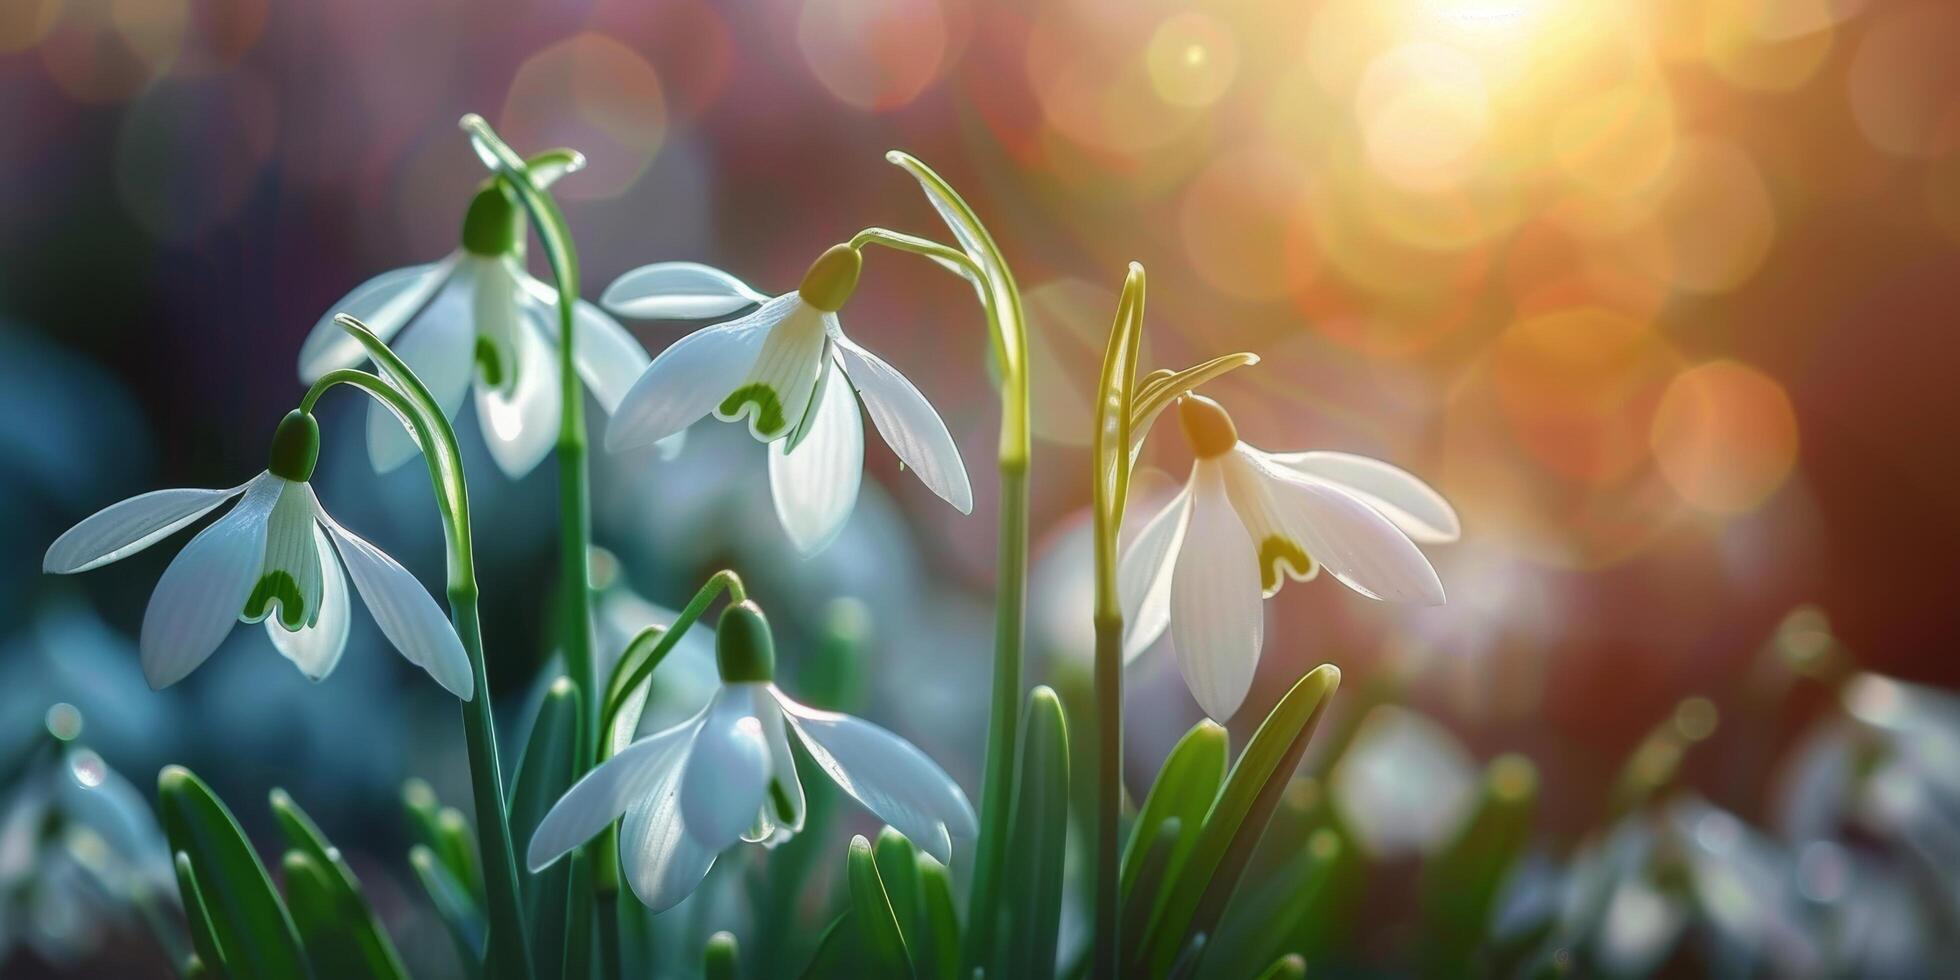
xmin=1121 ymin=394 xmax=1458 ymax=719
xmin=43 ymin=411 xmax=472 ymax=697
xmin=297 ymin=159 xmax=660 ymax=479
xmin=527 ymin=600 xmax=976 ymax=912
xmin=602 ymin=247 xmax=972 ymax=556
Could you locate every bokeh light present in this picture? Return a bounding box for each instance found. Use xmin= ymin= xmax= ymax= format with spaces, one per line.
xmin=797 ymin=0 xmax=950 ymax=112
xmin=1650 ymin=360 xmax=1800 ymax=514
xmin=500 ymin=33 xmax=667 ymax=202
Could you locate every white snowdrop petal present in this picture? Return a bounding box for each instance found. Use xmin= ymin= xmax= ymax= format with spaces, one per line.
xmin=757 ymin=694 xmax=806 ymax=834
xmin=1268 ymin=450 xmax=1461 ymax=544
xmin=528 ymin=720 xmax=695 ymax=871
xmin=603 ymin=299 xmax=786 ymax=452
xmin=653 ymin=429 xmax=687 ymax=462
xmin=678 ymin=686 xmax=771 ymax=851
xmin=715 ymin=303 xmax=828 ymax=443
xmin=298 ymin=257 xmax=456 ymax=382
xmin=1218 ymin=455 xmax=1321 ymax=599
xmin=44 ymin=485 xmax=245 ymax=574
xmin=602 ymin=262 xmax=769 ymax=321
xmin=1242 ymin=450 xmax=1446 ymax=606
xmin=519 ymin=275 xmax=652 ymax=415
xmin=768 ymin=359 xmax=864 ymax=557
xmin=1169 ymin=461 xmax=1263 ymax=721
xmin=268 ymin=525 xmax=350 ymax=681
xmin=138 ymin=476 xmax=281 ymax=690
xmin=244 ymin=481 xmax=325 ymax=631
xmin=1118 ymin=480 xmax=1193 ymax=663
xmin=366 ymin=270 xmax=477 ymax=473
xmin=323 ymin=519 xmax=474 ymax=699
xmin=833 ymin=333 xmax=972 ymax=514
xmin=475 ymin=302 xmax=562 ymax=479
xmin=773 ymin=687 xmax=977 ymax=863
xmin=618 ymin=731 xmax=719 ymax=912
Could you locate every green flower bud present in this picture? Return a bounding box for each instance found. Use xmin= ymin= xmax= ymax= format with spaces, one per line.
xmin=267 ymin=410 xmax=320 ymax=482
xmin=716 ymin=600 xmax=776 ymax=683
xmin=460 ymin=183 xmax=523 ymax=256
xmin=796 ymin=244 xmax=862 ymax=313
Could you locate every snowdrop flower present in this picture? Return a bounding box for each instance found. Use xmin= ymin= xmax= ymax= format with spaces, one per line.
xmin=527 ymin=601 xmax=976 ymax=912
xmin=601 ymin=247 xmax=972 ymax=556
xmin=298 ymin=171 xmax=661 ymax=478
xmin=43 ymin=411 xmax=472 ymax=698
xmin=1121 ymin=394 xmax=1457 ymax=719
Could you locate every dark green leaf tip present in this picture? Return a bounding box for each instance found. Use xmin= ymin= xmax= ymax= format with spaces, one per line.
xmin=267 ymin=410 xmax=319 ymax=482
xmin=717 ymin=600 xmax=776 ymax=684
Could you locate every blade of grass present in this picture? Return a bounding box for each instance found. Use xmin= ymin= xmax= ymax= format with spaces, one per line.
xmin=157 ymin=767 xmax=310 ymax=979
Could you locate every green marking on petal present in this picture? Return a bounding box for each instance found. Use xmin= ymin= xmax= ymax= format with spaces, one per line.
xmin=245 ymin=570 xmax=308 ymax=631
xmin=475 ymin=336 xmax=505 ymax=388
xmin=769 ymin=779 xmax=795 ymax=823
xmin=1258 ymin=535 xmax=1314 ymax=594
xmin=720 ymin=383 xmax=787 ymax=438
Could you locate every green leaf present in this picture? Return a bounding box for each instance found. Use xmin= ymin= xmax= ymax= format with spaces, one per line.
xmin=847 ymin=834 xmax=915 ymax=979
xmin=283 ymin=851 xmax=388 ymax=979
xmin=174 ymin=851 xmax=227 ymax=979
xmin=436 ymin=806 xmax=484 ymax=903
xmin=157 ymin=766 xmax=311 ymax=979
xmin=1120 ymin=721 xmax=1226 ymax=927
xmin=799 ymin=912 xmax=860 ymax=979
xmin=1421 ymin=754 xmax=1539 ymax=976
xmin=508 ymin=677 xmax=583 ymax=979
xmin=1118 ymin=817 xmax=1182 ymax=951
xmin=917 ymin=859 xmax=960 ymax=980
xmin=268 ymin=790 xmax=408 ymax=980
xmin=704 ymin=930 xmax=740 ymax=980
xmin=1253 ymin=953 xmax=1307 ymax=980
xmin=410 ymin=843 xmax=486 ymax=975
xmin=997 ymin=687 xmax=1069 ymax=980
xmin=1201 ymin=820 xmax=1359 ymax=980
xmin=1134 ymin=665 xmax=1341 ymax=977
xmin=872 ymin=827 xmax=922 ymax=948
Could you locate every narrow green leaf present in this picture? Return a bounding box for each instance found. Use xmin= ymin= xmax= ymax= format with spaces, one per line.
xmin=157 ymin=766 xmax=311 ymax=979
xmin=872 ymin=827 xmax=922 ymax=949
xmin=847 ymin=834 xmax=915 ymax=979
xmin=508 ymin=677 xmax=583 ymax=979
xmin=1118 ymin=817 xmax=1181 ymax=951
xmin=1421 ymin=754 xmax=1539 ymax=977
xmin=284 ymin=851 xmax=383 ymax=979
xmin=401 ymin=778 xmax=442 ymax=850
xmin=799 ymin=912 xmax=860 ymax=979
xmin=998 ymin=687 xmax=1069 ymax=980
xmin=1198 ymin=793 xmax=1361 ymax=979
xmin=436 ymin=806 xmax=484 ymax=902
xmin=704 ymin=930 xmax=740 ymax=980
xmin=410 ymin=843 xmax=486 ymax=975
xmin=918 ymin=860 xmax=960 ymax=980
xmin=267 ymin=790 xmax=408 ymax=980
xmin=174 ymin=851 xmax=227 ymax=980
xmin=1254 ymin=953 xmax=1307 ymax=980
xmin=1135 ymin=665 xmax=1341 ymax=977
xmin=1120 ymin=721 xmax=1226 ymax=924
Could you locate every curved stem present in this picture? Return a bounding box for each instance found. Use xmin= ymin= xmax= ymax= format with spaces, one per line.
xmin=306 ymin=335 xmax=534 ymax=980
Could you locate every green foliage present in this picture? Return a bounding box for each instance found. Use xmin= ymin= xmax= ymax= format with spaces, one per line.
xmin=157 ymin=766 xmax=311 ymax=979
xmin=268 ymin=790 xmax=408 ymax=980
xmin=173 ymin=852 xmax=226 ymax=980
xmin=705 ymin=930 xmax=741 ymax=980
xmin=848 ymin=834 xmax=916 ymax=979
xmin=1133 ymin=665 xmax=1342 ymax=977
xmin=1120 ymin=720 xmax=1227 ymax=935
xmin=1421 ymin=755 xmax=1540 ymax=977
xmin=507 ymin=677 xmax=584 ymax=979
xmin=410 ymin=843 xmax=487 ymax=974
xmin=996 ymin=687 xmax=1070 ymax=980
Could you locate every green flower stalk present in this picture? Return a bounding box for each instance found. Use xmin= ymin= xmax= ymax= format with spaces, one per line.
xmin=299 ymin=315 xmax=534 ymax=979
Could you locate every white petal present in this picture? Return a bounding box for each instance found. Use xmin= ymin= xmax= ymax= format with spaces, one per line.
xmin=602 ymin=262 xmax=769 ymax=321
xmin=366 ymin=270 xmax=477 ymax=473
xmin=298 ymin=256 xmax=457 ymax=382
xmin=715 ymin=302 xmax=828 ymax=442
xmin=138 ymin=475 xmax=280 ymax=690
xmin=528 ymin=718 xmax=696 ymax=871
xmin=653 ymin=429 xmax=687 ymax=462
xmin=757 ymin=690 xmax=806 ymax=835
xmin=1239 ymin=449 xmax=1446 ymax=606
xmin=618 ymin=733 xmax=719 ymax=912
xmin=773 ymin=687 xmax=977 ymax=864
xmin=243 ymin=481 xmax=325 ymax=631
xmin=1169 ymin=460 xmax=1263 ymax=721
xmin=1118 ymin=480 xmax=1193 ymax=663
xmin=832 ymin=329 xmax=972 ymax=514
xmin=475 ymin=304 xmax=561 ymax=479
xmin=768 ymin=360 xmax=864 ymax=556
xmin=45 ymin=485 xmax=245 ymax=574
xmin=1268 ymin=450 xmax=1461 ymax=544
xmin=322 ymin=518 xmax=474 ymax=699
xmin=678 ymin=685 xmax=771 ymax=851
xmin=520 ymin=275 xmax=652 ymax=416
xmin=268 ymin=525 xmax=350 ymax=681
xmin=603 ymin=299 xmax=785 ymax=452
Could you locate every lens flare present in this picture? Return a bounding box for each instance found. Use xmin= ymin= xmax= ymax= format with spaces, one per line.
xmin=1650 ymin=360 xmax=1799 ymax=514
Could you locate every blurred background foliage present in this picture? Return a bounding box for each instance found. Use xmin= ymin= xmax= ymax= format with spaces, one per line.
xmin=1 ymin=0 xmax=1957 ymax=975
